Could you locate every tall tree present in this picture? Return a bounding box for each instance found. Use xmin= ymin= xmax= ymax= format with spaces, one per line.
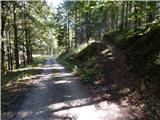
xmin=13 ymin=2 xmax=19 ymax=68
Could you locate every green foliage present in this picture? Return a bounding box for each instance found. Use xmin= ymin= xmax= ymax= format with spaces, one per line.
xmin=154 ymin=53 xmax=160 ymax=65
xmin=103 ymin=23 xmax=160 ymax=119
xmin=58 ymin=52 xmax=75 ymax=71
xmin=123 ymin=26 xmax=160 ymax=66
xmin=104 ymin=24 xmax=160 ymax=82
xmin=55 ymin=1 xmax=160 ymax=53
xmin=57 ymin=28 xmax=67 ymax=47
xmin=74 ymin=42 xmax=105 ymax=62
xmin=68 ymin=42 xmax=106 ymax=84
xmin=103 ymin=30 xmax=125 ymax=44
xmin=2 ymin=69 xmax=41 ymax=85
xmin=78 ymin=57 xmax=100 ymax=84
xmin=58 ymin=42 xmax=104 ymax=84
xmin=28 ymin=56 xmax=47 ymax=67
xmin=1 ymin=56 xmax=46 ymax=85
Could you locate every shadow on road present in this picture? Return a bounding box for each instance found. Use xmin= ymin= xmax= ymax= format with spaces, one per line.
xmin=3 ymin=58 xmax=143 ymax=120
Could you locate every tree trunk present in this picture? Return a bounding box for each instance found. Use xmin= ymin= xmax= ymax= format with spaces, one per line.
xmin=1 ymin=41 xmax=5 ymax=73
xmin=28 ymin=28 xmax=32 ymax=63
xmin=115 ymin=13 xmax=119 ymax=30
xmin=128 ymin=1 xmax=132 ymax=29
xmin=120 ymin=2 xmax=125 ymax=30
xmin=22 ymin=42 xmax=26 ymax=66
xmin=6 ymin=30 xmax=11 ymax=70
xmin=9 ymin=31 xmax=13 ymax=70
xmin=13 ymin=2 xmax=19 ymax=69
xmin=74 ymin=9 xmax=77 ymax=48
xmin=25 ymin=29 xmax=30 ymax=64
xmin=134 ymin=2 xmax=138 ymax=30
xmin=28 ymin=7 xmax=32 ymax=63
xmin=1 ymin=16 xmax=6 ymax=38
xmin=86 ymin=10 xmax=91 ymax=44
xmin=125 ymin=1 xmax=128 ymax=30
xmin=80 ymin=7 xmax=83 ymax=44
xmin=147 ymin=1 xmax=156 ymax=23
xmin=67 ymin=11 xmax=70 ymax=52
xmin=1 ymin=1 xmax=6 ymax=38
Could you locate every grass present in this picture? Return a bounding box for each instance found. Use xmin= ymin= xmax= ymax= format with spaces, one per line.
xmin=28 ymin=55 xmax=47 ymax=67
xmin=1 ymin=55 xmax=47 ymax=113
xmin=1 ymin=68 xmax=42 ymax=85
xmin=2 ymin=56 xmax=47 ymax=86
xmin=58 ymin=42 xmax=105 ymax=84
xmin=57 ymin=52 xmax=75 ymax=71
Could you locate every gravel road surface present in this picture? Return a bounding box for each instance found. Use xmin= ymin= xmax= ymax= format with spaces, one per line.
xmin=12 ymin=58 xmax=140 ymax=120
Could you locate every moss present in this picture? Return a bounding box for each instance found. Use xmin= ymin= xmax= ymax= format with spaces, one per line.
xmin=74 ymin=42 xmax=106 ymax=62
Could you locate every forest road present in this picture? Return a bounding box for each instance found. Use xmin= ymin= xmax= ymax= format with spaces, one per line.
xmin=13 ymin=58 xmax=139 ymax=120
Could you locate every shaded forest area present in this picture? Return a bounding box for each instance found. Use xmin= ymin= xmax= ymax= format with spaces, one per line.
xmin=56 ymin=1 xmax=160 ymax=119
xmin=1 ymin=1 xmax=160 ymax=120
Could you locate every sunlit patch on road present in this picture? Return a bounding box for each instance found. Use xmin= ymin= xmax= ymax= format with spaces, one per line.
xmin=54 ymin=80 xmax=72 ymax=84
xmin=43 ymin=66 xmax=65 ymax=70
xmin=62 ymin=73 xmax=73 ymax=77
xmin=51 ymin=100 xmax=136 ymax=120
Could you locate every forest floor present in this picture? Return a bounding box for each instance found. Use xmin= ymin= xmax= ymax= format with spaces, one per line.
xmin=86 ymin=43 xmax=146 ymax=119
xmin=2 ymin=57 xmax=144 ymax=120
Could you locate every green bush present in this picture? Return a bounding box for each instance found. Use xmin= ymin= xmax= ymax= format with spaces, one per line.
xmin=78 ymin=57 xmax=101 ymax=84
xmin=58 ymin=51 xmax=101 ymax=85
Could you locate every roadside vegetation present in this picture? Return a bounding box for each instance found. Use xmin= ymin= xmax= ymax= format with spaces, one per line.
xmin=1 ymin=56 xmax=47 ymax=116
xmin=58 ymin=22 xmax=160 ymax=119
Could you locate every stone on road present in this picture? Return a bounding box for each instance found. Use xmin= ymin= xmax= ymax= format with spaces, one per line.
xmin=13 ymin=58 xmax=139 ymax=120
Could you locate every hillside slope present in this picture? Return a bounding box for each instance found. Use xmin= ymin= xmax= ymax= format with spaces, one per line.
xmin=58 ymin=24 xmax=160 ymax=119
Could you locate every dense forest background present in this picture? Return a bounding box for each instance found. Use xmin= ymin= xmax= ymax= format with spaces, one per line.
xmin=1 ymin=1 xmax=55 ymax=72
xmin=1 ymin=1 xmax=160 ymax=73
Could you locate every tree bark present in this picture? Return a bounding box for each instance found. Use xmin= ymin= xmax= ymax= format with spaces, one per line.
xmin=125 ymin=1 xmax=128 ymax=30
xmin=22 ymin=42 xmax=26 ymax=66
xmin=67 ymin=11 xmax=70 ymax=52
xmin=128 ymin=1 xmax=132 ymax=29
xmin=25 ymin=28 xmax=30 ymax=64
xmin=6 ymin=30 xmax=11 ymax=70
xmin=13 ymin=2 xmax=19 ymax=69
xmin=120 ymin=2 xmax=125 ymax=30
xmin=9 ymin=31 xmax=13 ymax=70
xmin=134 ymin=2 xmax=138 ymax=30
xmin=1 ymin=41 xmax=5 ymax=73
xmin=74 ymin=9 xmax=77 ymax=48
xmin=28 ymin=7 xmax=32 ymax=63
xmin=28 ymin=29 xmax=32 ymax=62
xmin=147 ymin=1 xmax=156 ymax=23
xmin=86 ymin=10 xmax=91 ymax=44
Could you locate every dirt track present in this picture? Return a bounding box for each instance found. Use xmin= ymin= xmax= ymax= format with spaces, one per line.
xmin=12 ymin=58 xmax=141 ymax=120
